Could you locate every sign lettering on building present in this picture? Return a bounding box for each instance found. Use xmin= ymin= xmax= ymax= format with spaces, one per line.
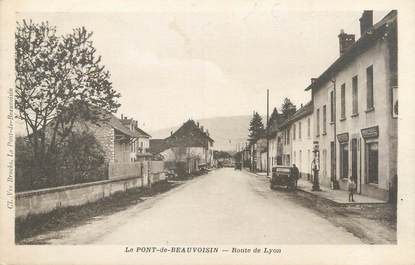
xmin=361 ymin=126 xmax=379 ymax=139
xmin=337 ymin=133 xmax=349 ymax=143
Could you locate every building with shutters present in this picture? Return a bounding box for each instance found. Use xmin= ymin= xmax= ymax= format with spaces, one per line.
xmin=305 ymin=10 xmax=397 ymax=201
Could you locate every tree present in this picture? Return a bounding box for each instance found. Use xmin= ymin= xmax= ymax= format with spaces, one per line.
xmin=267 ymin=107 xmax=280 ymax=130
xmin=280 ymin=98 xmax=297 ymax=119
xmin=248 ymin=111 xmax=265 ymax=144
xmin=15 ymin=20 xmax=120 ymax=183
xmin=58 ymin=131 xmax=107 ymax=185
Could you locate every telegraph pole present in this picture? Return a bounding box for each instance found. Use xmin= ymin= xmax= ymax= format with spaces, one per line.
xmin=266 ymin=89 xmax=270 ymax=177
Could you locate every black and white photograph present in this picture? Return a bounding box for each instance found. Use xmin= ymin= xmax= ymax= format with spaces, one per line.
xmin=1 ymin=1 xmax=414 ymax=265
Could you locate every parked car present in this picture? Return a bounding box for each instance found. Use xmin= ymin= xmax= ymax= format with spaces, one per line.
xmin=234 ymin=162 xmax=242 ymax=170
xmin=270 ymin=166 xmax=296 ymax=190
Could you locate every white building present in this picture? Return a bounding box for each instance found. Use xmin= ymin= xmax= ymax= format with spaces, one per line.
xmin=305 ymin=10 xmax=397 ymax=201
xmin=290 ymin=102 xmax=314 ymax=180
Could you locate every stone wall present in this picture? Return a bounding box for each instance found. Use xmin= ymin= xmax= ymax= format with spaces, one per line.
xmin=15 ymin=177 xmax=142 ymax=219
xmin=16 ymin=165 xmax=168 ymax=219
xmin=108 ymin=162 xmax=142 ymax=180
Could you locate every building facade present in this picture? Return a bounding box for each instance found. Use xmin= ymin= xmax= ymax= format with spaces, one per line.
xmin=306 ymin=10 xmax=397 ymax=200
xmin=119 ymin=115 xmax=152 ymax=161
xmin=290 ymin=102 xmax=314 ymax=180
xmin=149 ymin=120 xmax=215 ymax=172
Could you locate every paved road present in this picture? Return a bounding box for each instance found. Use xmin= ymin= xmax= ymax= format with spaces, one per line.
xmin=44 ymin=168 xmax=362 ymax=244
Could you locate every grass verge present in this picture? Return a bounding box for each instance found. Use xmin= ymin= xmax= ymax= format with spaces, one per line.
xmin=16 ymin=180 xmax=179 ymax=244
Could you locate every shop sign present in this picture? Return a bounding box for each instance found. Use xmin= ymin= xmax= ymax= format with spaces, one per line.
xmin=361 ymin=126 xmax=379 ymax=139
xmin=337 ymin=132 xmax=349 ymax=143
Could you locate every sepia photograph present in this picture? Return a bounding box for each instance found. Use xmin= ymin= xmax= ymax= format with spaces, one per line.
xmin=1 ymin=1 xmax=414 ymax=265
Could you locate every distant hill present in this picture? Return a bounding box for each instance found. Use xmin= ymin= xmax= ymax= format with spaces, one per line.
xmin=149 ymin=115 xmax=251 ymax=151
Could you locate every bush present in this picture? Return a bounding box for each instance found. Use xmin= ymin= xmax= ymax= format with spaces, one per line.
xmin=15 ymin=131 xmax=107 ymax=191
xmin=15 ymin=136 xmax=38 ymax=192
xmin=57 ymin=131 xmax=107 ymax=185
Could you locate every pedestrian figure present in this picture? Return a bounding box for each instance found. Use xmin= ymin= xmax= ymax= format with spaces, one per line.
xmin=348 ymin=178 xmax=357 ymax=202
xmin=291 ymin=164 xmax=300 ymax=189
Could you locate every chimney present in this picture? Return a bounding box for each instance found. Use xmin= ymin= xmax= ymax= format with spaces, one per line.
xmin=338 ymin=29 xmax=355 ymax=56
xmin=359 ymin=10 xmax=373 ymax=36
xmin=197 ymin=121 xmax=200 ymax=127
xmin=201 ymin=125 xmax=204 ymax=132
xmin=311 ymin=78 xmax=318 ymax=84
xmin=206 ymin=129 xmax=209 ymax=136
xmin=121 ymin=114 xmax=123 ymax=119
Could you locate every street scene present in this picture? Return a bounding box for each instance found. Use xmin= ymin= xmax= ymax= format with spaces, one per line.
xmin=13 ymin=8 xmax=397 ymax=246
xmin=17 ymin=168 xmax=396 ymax=245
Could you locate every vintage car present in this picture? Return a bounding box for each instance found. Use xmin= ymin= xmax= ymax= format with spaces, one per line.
xmin=234 ymin=162 xmax=242 ymax=170
xmin=270 ymin=166 xmax=295 ymax=190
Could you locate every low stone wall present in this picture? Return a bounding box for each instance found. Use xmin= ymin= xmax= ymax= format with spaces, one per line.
xmin=108 ymin=162 xmax=143 ymax=180
xmin=16 ymin=176 xmax=143 ymax=219
xmin=16 ymin=161 xmax=170 ymax=219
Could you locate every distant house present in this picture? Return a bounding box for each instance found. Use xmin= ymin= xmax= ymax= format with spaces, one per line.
xmin=149 ymin=120 xmax=214 ymax=173
xmin=119 ymin=115 xmax=152 ymax=161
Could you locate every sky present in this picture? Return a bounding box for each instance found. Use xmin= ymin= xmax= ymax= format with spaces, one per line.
xmin=17 ymin=8 xmax=389 ymax=131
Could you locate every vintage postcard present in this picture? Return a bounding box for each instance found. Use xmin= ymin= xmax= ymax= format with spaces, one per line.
xmin=1 ymin=0 xmax=414 ymax=264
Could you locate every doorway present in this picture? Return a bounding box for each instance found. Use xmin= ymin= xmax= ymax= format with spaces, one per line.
xmin=351 ymin=138 xmax=358 ymax=190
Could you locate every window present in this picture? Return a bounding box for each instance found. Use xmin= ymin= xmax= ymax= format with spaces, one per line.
xmin=299 ymin=122 xmax=302 ymax=139
xmin=340 ymin=143 xmax=349 ymax=178
xmin=366 ymin=142 xmax=378 ymax=184
xmin=307 ymin=118 xmax=311 ymax=138
xmin=352 ymin=75 xmax=358 ymax=115
xmin=366 ymin=65 xmax=374 ymax=110
xmin=287 ymin=129 xmax=290 ymax=144
xmin=341 ymin=83 xmax=346 ymax=120
xmin=299 ymin=150 xmax=302 ymax=170
xmin=293 ymin=124 xmax=296 ymax=140
xmin=322 ymin=105 xmax=327 ymax=134
xmin=316 ymin=108 xmax=320 ymax=136
xmin=330 ymin=90 xmax=335 ymax=123
xmin=322 ymin=149 xmax=327 ymax=178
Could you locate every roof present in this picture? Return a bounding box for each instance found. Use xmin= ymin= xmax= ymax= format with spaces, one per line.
xmin=277 ymin=101 xmax=313 ymax=130
xmin=305 ymin=10 xmax=397 ymax=92
xmin=149 ymin=139 xmax=169 ymax=154
xmin=149 ymin=120 xmax=214 ymax=154
xmin=97 ymin=112 xmax=141 ymax=138
xmin=166 ymin=120 xmax=214 ymax=147
xmin=119 ymin=118 xmax=151 ymax=138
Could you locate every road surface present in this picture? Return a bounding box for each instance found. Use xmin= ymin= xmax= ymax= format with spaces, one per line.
xmin=40 ymin=168 xmax=362 ymax=244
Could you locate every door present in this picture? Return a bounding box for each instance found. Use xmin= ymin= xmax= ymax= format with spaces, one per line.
xmin=330 ymin=141 xmax=335 ymax=180
xmin=351 ymin=138 xmax=358 ymax=183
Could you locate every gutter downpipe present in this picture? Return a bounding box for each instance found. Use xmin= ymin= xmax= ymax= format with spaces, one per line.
xmin=330 ymin=77 xmax=339 ymax=190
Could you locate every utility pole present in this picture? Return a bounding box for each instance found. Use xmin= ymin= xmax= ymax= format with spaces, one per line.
xmin=266 ymin=89 xmax=270 ymax=177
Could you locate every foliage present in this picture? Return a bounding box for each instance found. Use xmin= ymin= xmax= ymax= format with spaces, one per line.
xmin=213 ymin=150 xmax=231 ymax=160
xmin=267 ymin=107 xmax=280 ymax=129
xmin=57 ymin=131 xmax=107 ymax=185
xmin=15 ymin=131 xmax=107 ymax=191
xmin=15 ymin=20 xmax=120 ymax=182
xmin=248 ymin=111 xmax=265 ymax=144
xmin=280 ymin=98 xmax=297 ymax=119
xmin=15 ymin=136 xmax=37 ymax=191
